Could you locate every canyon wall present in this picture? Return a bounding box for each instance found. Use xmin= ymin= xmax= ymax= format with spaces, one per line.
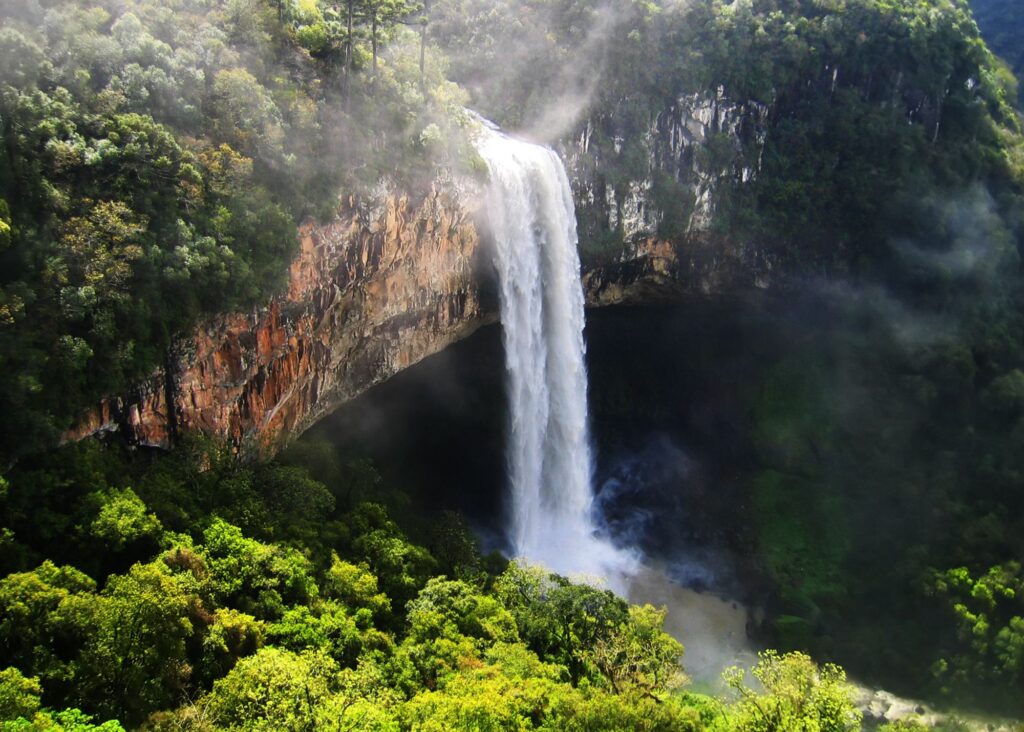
xmin=564 ymin=89 xmax=770 ymax=247
xmin=573 ymin=90 xmax=779 ymax=305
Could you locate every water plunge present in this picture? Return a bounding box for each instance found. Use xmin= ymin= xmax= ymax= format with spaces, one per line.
xmin=477 ymin=125 xmax=633 ymax=582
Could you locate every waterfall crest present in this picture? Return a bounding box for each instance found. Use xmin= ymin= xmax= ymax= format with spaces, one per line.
xmin=477 ymin=125 xmax=633 ymax=581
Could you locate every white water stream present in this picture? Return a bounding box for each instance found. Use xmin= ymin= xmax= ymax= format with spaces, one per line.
xmin=477 ymin=125 xmax=632 ymax=582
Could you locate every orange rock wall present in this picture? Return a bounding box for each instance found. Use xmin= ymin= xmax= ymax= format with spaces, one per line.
xmin=65 ymin=183 xmax=491 ymax=456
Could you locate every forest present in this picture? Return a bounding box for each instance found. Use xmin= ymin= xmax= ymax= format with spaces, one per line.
xmin=0 ymin=437 xmax=868 ymax=730
xmin=969 ymin=0 xmax=1024 ymax=104
xmin=2 ymin=0 xmax=1024 ymax=729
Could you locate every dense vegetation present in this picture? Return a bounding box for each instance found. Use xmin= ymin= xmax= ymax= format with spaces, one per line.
xmin=580 ymin=257 xmax=1024 ymax=712
xmin=0 ymin=0 xmax=475 ymax=465
xmin=0 ymin=438 xmax=871 ymax=730
xmin=2 ymin=0 xmax=1017 ymax=466
xmin=429 ymin=0 xmax=1024 ymax=265
xmin=428 ymin=0 xmax=1024 ymax=711
xmin=3 ymin=0 xmax=1024 ymax=726
xmin=970 ymin=0 xmax=1024 ymax=104
xmin=737 ymin=237 xmax=1024 ymax=713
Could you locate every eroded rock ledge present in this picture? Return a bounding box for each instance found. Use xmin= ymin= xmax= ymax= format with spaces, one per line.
xmin=583 ymin=235 xmax=777 ymax=307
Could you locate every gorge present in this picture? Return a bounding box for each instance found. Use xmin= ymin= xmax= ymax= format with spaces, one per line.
xmin=4 ymin=0 xmax=1024 ymax=726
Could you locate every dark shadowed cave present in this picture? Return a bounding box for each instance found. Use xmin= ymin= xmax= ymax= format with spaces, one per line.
xmin=300 ymin=297 xmax=804 ymax=601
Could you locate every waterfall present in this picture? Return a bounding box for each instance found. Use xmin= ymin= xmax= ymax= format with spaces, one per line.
xmin=478 ymin=125 xmax=632 ymax=582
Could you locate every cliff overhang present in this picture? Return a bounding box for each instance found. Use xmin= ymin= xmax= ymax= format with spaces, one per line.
xmin=65 ymin=181 xmax=494 ymax=455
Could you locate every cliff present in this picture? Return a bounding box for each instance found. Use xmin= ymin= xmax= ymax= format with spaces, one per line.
xmin=65 ymin=180 xmax=493 ymax=455
xmin=572 ymin=89 xmax=779 ymax=305
xmin=67 ymin=92 xmax=776 ymax=454
xmin=583 ymin=234 xmax=777 ymax=306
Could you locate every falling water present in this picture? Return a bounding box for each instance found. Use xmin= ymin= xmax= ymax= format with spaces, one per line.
xmin=478 ymin=125 xmax=632 ymax=581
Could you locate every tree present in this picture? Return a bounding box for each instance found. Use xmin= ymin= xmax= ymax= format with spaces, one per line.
xmin=0 ymin=667 xmax=42 ymax=722
xmin=359 ymin=0 xmax=420 ymax=74
xmin=322 ymin=553 xmax=392 ymax=619
xmin=67 ymin=561 xmax=195 ymax=724
xmin=342 ymin=504 xmax=437 ymax=612
xmin=494 ymin=562 xmax=630 ymax=686
xmin=418 ymin=0 xmax=431 ymax=91
xmin=929 ymin=563 xmax=1024 ymax=691
xmin=266 ymin=602 xmax=363 ymax=667
xmin=396 ymin=577 xmax=518 ymax=689
xmin=198 ymin=608 xmax=266 ymax=686
xmin=197 ymin=519 xmax=317 ymax=619
xmin=400 ymin=641 xmax=702 ymax=732
xmin=722 ymin=651 xmax=862 ymax=732
xmin=589 ymin=604 xmax=685 ymax=696
xmin=205 ymin=647 xmax=338 ymax=731
xmin=86 ymin=487 xmax=163 ymax=552
xmin=0 ymin=562 xmax=96 ymax=695
xmin=210 ymin=68 xmax=283 ymax=156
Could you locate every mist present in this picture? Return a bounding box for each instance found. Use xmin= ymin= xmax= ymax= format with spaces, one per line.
xmin=430 ymin=0 xmax=684 ymax=143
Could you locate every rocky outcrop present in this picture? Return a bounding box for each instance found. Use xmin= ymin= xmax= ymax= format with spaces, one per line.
xmin=65 ymin=180 xmax=493 ymax=455
xmin=852 ymin=685 xmax=1020 ymax=732
xmin=583 ymin=234 xmax=778 ymax=307
xmin=565 ymin=88 xmax=770 ymax=244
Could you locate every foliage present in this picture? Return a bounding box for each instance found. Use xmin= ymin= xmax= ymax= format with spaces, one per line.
xmin=730 ymin=234 xmax=1024 ymax=708
xmin=929 ymin=563 xmax=1024 ymax=691
xmin=721 ymin=651 xmax=861 ymax=732
xmin=86 ymin=488 xmax=163 ymax=551
xmin=323 ymin=552 xmax=392 ymax=618
xmin=494 ymin=561 xmax=630 ymax=685
xmin=3 ymin=0 xmax=1024 ymax=724
xmin=0 ymin=0 xmax=476 ymax=465
xmin=969 ymin=0 xmax=1024 ymax=105
xmin=0 ymin=439 xmax=865 ymax=730
xmin=205 ymin=647 xmax=338 ymax=731
xmin=590 ymin=604 xmax=686 ymax=696
xmin=431 ymin=0 xmax=1024 ymax=271
xmin=69 ymin=562 xmax=195 ymax=723
xmin=0 ymin=668 xmax=41 ymax=723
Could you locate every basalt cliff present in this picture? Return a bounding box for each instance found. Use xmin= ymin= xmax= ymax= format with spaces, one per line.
xmin=67 ymin=94 xmax=779 ymax=454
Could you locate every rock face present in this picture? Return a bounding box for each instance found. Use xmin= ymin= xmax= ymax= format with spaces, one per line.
xmin=564 ymin=89 xmax=770 ymax=245
xmin=66 ymin=180 xmax=494 ymax=455
xmin=566 ymin=89 xmax=779 ymax=306
xmin=583 ymin=234 xmax=777 ymax=307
